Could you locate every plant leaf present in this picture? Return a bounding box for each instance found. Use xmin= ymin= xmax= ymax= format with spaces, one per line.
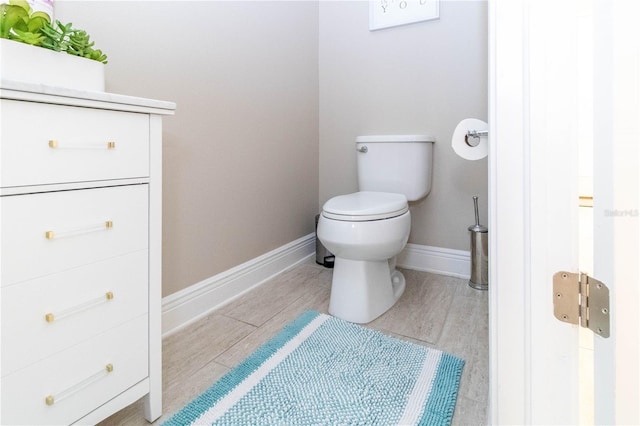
xmin=0 ymin=4 xmax=28 ymax=38
xmin=9 ymin=0 xmax=31 ymax=14
xmin=30 ymin=11 xmax=50 ymax=23
xmin=13 ymin=28 xmax=45 ymax=45
xmin=27 ymin=15 xmax=48 ymax=33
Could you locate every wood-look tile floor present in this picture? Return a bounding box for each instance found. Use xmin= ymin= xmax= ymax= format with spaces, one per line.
xmin=100 ymin=260 xmax=488 ymax=425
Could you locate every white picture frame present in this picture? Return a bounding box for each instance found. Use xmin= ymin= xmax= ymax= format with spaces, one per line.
xmin=369 ymin=0 xmax=439 ymax=31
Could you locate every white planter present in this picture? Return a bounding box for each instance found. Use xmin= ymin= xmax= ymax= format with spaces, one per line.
xmin=0 ymin=38 xmax=105 ymax=91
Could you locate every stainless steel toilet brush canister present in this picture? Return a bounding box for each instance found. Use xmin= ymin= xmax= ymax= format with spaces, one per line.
xmin=468 ymin=196 xmax=488 ymax=290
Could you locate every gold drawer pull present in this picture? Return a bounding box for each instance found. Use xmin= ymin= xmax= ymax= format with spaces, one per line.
xmin=45 ymin=221 xmax=113 ymax=240
xmin=44 ymin=292 xmax=115 ymax=323
xmin=48 ymin=140 xmax=116 ymax=150
xmin=45 ymin=363 xmax=114 ymax=406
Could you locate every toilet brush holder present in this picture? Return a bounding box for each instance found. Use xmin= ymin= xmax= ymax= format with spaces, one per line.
xmin=468 ymin=196 xmax=488 ymax=290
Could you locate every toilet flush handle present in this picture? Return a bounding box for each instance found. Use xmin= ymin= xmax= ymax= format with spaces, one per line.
xmin=357 ymin=146 xmax=368 ymax=153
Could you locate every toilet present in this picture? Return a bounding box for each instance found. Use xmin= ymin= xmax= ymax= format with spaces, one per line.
xmin=317 ymin=135 xmax=434 ymax=323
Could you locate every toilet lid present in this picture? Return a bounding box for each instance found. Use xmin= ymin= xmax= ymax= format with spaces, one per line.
xmin=322 ymin=191 xmax=408 ymax=221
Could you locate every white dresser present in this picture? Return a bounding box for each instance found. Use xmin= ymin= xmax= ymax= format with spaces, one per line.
xmin=0 ymin=81 xmax=175 ymax=425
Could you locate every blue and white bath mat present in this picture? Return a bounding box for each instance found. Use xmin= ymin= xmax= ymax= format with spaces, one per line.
xmin=163 ymin=310 xmax=464 ymax=426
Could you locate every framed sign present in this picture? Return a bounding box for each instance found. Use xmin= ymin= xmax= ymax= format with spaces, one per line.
xmin=369 ymin=0 xmax=439 ymax=31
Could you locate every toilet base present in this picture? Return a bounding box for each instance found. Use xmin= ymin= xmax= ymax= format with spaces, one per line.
xmin=328 ymin=257 xmax=406 ymax=324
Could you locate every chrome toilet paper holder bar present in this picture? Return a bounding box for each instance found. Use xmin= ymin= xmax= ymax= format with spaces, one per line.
xmin=465 ymin=129 xmax=488 ymax=147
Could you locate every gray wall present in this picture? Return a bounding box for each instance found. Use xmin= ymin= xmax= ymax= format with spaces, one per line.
xmin=56 ymin=0 xmax=487 ymax=298
xmin=56 ymin=1 xmax=320 ymax=297
xmin=319 ymin=1 xmax=488 ymax=251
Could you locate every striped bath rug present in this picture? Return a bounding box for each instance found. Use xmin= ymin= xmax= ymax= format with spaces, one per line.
xmin=163 ymin=310 xmax=464 ymax=426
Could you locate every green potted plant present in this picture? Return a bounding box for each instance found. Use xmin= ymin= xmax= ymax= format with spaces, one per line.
xmin=1 ymin=0 xmax=108 ymax=91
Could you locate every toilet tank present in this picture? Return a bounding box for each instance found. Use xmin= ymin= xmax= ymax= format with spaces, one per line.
xmin=356 ymin=135 xmax=435 ymax=201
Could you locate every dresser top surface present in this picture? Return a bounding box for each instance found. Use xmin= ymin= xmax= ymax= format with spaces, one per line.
xmin=1 ymin=80 xmax=176 ymax=115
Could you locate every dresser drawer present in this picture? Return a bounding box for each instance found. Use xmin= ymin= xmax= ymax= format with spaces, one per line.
xmin=1 ymin=250 xmax=148 ymax=376
xmin=0 ymin=99 xmax=149 ymax=187
xmin=1 ymin=184 xmax=148 ymax=286
xmin=1 ymin=315 xmax=148 ymax=426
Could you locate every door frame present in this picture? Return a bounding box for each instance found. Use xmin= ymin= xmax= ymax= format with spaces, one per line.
xmin=488 ymin=0 xmax=581 ymax=423
xmin=489 ymin=1 xmax=640 ymax=424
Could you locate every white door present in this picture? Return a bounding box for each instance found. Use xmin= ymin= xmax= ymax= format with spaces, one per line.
xmin=489 ymin=0 xmax=640 ymax=424
xmin=592 ymin=1 xmax=640 ymax=424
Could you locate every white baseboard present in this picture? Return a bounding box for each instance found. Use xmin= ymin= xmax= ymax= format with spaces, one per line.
xmin=162 ymin=237 xmax=469 ymax=337
xmin=397 ymin=243 xmax=471 ymax=279
xmin=162 ymin=233 xmax=315 ymax=337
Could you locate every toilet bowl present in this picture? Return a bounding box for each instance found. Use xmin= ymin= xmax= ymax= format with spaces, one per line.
xmin=317 ymin=135 xmax=434 ymax=323
xmin=317 ymin=191 xmax=410 ymax=323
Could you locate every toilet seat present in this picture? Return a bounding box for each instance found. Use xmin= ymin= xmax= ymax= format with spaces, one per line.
xmin=322 ymin=191 xmax=408 ymax=222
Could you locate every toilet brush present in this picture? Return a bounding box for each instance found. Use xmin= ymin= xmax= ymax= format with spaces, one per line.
xmin=468 ymin=196 xmax=488 ymax=290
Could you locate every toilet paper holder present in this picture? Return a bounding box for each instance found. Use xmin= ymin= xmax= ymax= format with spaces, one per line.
xmin=465 ymin=129 xmax=488 ymax=147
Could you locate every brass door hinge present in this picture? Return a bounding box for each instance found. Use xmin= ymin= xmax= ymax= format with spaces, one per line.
xmin=553 ymin=271 xmax=610 ymax=338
